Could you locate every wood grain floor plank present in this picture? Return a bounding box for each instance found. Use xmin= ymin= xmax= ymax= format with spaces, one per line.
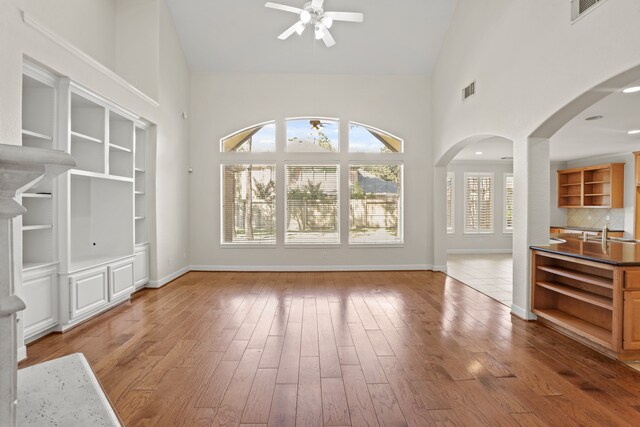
xmin=322 ymin=378 xmax=351 ymax=426
xmin=342 ymin=365 xmax=380 ymax=427
xmin=268 ymin=384 xmax=297 ymax=427
xmin=296 ymin=357 xmax=323 ymax=426
xmin=242 ymin=369 xmax=278 ymax=424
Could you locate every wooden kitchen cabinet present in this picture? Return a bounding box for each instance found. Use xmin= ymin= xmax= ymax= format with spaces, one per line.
xmin=557 ymin=163 xmax=624 ymax=208
xmin=623 ymin=291 xmax=640 ymax=350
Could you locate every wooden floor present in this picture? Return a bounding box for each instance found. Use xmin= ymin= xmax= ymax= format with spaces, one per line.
xmin=21 ymin=271 xmax=640 ymax=426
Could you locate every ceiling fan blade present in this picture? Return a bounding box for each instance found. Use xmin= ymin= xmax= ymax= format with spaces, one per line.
xmin=319 ymin=24 xmax=336 ymax=47
xmin=265 ymin=2 xmax=303 ymax=14
xmin=323 ymin=11 xmax=364 ymax=23
xmin=311 ymin=0 xmax=325 ymax=8
xmin=278 ymin=21 xmax=301 ymax=40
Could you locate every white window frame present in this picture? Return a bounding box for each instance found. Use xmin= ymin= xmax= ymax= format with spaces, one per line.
xmin=348 ymin=162 xmax=404 ymax=246
xmin=464 ymin=172 xmax=494 ymax=235
xmin=504 ymin=173 xmax=514 ymax=234
xmin=447 ymin=172 xmax=455 ymax=234
xmin=348 ymin=121 xmax=404 ymax=153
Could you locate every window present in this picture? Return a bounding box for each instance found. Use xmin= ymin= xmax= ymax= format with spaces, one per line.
xmin=504 ymin=173 xmax=514 ymax=233
xmin=349 ymin=122 xmax=403 ymax=153
xmin=349 ymin=164 xmax=402 ymax=244
xmin=221 ymin=164 xmax=276 ymax=244
xmin=286 ymin=118 xmax=339 ymax=152
xmin=464 ymin=173 xmax=494 ymax=234
xmin=285 ymin=165 xmax=339 ymax=244
xmin=447 ymin=172 xmax=455 ymax=234
xmin=221 ymin=122 xmax=275 ymax=152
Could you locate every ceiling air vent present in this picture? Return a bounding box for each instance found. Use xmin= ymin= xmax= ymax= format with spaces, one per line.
xmin=571 ymin=0 xmax=606 ymax=21
xmin=462 ymin=81 xmax=476 ymax=100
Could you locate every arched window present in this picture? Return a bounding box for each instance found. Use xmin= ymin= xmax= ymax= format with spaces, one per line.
xmin=220 ymin=118 xmax=404 ymax=246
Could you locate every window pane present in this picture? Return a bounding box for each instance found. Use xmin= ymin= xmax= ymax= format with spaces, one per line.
xmin=349 ymin=165 xmax=402 ymax=244
xmin=286 ymin=165 xmax=339 ymax=244
xmin=286 ymin=118 xmax=339 ymax=152
xmin=505 ymin=174 xmax=514 ymax=231
xmin=447 ymin=172 xmax=454 ymax=233
xmin=349 ymin=123 xmax=402 ymax=153
xmin=222 ymin=122 xmax=275 ymax=152
xmin=222 ymin=164 xmax=276 ymax=244
xmin=465 ymin=174 xmax=493 ymax=233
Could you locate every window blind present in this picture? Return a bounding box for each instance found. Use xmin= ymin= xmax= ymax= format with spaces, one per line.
xmin=285 ymin=165 xmax=339 ymax=244
xmin=465 ymin=173 xmax=494 ymax=233
xmin=221 ymin=164 xmax=276 ymax=244
xmin=447 ymin=172 xmax=455 ymax=233
xmin=504 ymin=174 xmax=514 ymax=232
xmin=349 ymin=164 xmax=402 ymax=244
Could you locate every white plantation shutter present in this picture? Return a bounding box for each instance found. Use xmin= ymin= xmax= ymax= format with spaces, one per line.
xmin=504 ymin=174 xmax=514 ymax=232
xmin=221 ymin=164 xmax=276 ymax=244
xmin=285 ymin=165 xmax=340 ymax=244
xmin=465 ymin=173 xmax=494 ymax=234
xmin=349 ymin=164 xmax=402 ymax=244
xmin=446 ymin=172 xmax=455 ymax=233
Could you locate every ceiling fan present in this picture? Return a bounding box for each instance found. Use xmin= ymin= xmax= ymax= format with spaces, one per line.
xmin=265 ymin=0 xmax=364 ymax=47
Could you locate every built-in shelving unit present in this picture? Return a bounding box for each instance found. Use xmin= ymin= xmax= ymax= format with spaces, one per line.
xmin=20 ymin=63 xmax=60 ymax=340
xmin=557 ymin=163 xmax=624 ymax=208
xmin=134 ymin=127 xmax=148 ymax=246
xmin=531 ymin=249 xmax=640 ymax=360
xmin=532 ymin=251 xmax=615 ymax=350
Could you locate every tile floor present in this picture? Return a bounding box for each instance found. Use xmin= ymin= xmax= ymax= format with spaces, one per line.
xmin=446 ymin=253 xmax=513 ymax=307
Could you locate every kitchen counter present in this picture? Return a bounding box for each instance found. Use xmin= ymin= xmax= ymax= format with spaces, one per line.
xmin=531 ymin=233 xmax=640 ymax=266
xmin=550 ymin=225 xmax=625 ymax=233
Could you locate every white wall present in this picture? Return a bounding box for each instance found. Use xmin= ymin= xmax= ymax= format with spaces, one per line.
xmin=19 ymin=0 xmax=117 ymax=70
xmin=1 ymin=0 xmax=191 ymax=287
xmin=447 ymin=161 xmax=513 ymax=253
xmin=188 ymin=73 xmax=431 ymax=269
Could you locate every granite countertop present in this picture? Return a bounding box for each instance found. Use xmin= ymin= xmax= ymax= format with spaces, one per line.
xmin=17 ymin=353 xmax=121 ymax=426
xmin=551 ymin=225 xmax=625 ymax=233
xmin=531 ymin=233 xmax=640 ymax=266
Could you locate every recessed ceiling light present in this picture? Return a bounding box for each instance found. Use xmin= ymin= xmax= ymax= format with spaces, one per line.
xmin=585 ymin=115 xmax=604 ymax=121
xmin=623 ymin=86 xmax=640 ymax=94
xmin=628 ymin=130 xmax=640 ymax=135
xmin=475 ymin=151 xmax=483 ymax=155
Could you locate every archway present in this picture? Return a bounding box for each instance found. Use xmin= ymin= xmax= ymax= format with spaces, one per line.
xmin=434 ymin=134 xmax=515 ymax=307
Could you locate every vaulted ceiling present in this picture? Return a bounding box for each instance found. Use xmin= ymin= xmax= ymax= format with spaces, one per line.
xmin=165 ymin=0 xmax=458 ymax=74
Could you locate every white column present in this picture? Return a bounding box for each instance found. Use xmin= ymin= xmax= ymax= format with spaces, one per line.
xmin=512 ymin=137 xmax=550 ymax=319
xmin=433 ymin=165 xmax=448 ymax=272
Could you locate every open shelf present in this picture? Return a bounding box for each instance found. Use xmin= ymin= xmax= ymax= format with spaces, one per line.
xmin=23 ymin=261 xmax=59 ymax=272
xmin=71 ymin=131 xmax=103 ymax=144
xmin=533 ymin=308 xmax=612 ymax=348
xmin=536 ymin=265 xmax=613 ymax=289
xmin=70 ymin=169 xmax=134 ymax=183
xmin=536 ymin=281 xmax=613 ymax=310
xmin=23 ymin=225 xmax=53 ymax=231
xmin=109 ymin=143 xmax=132 ymax=153
xmin=22 ymin=129 xmax=52 ymax=141
xmin=135 ymin=191 xmax=145 ymax=195
xmin=22 ymin=193 xmax=52 ymax=199
xmin=557 ymin=163 xmax=623 ymax=208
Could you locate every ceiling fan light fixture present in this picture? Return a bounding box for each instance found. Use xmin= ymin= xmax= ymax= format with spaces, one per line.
xmin=315 ymin=26 xmax=325 ymax=40
xmin=300 ymin=10 xmax=311 ymax=24
xmin=295 ymin=21 xmax=306 ymax=35
xmin=321 ymin=16 xmax=333 ymax=28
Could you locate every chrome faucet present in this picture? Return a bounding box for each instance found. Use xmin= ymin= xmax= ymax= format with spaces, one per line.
xmin=602 ymin=223 xmax=609 ymax=244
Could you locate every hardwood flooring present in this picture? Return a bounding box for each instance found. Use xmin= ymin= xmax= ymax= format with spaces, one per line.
xmin=20 ymin=271 xmax=640 ymax=426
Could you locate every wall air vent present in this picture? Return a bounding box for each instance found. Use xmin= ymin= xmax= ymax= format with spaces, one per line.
xmin=462 ymin=81 xmax=476 ymax=100
xmin=571 ymin=0 xmax=607 ymax=21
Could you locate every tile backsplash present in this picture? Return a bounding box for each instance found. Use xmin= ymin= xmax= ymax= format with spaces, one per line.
xmin=567 ymin=208 xmax=624 ymax=230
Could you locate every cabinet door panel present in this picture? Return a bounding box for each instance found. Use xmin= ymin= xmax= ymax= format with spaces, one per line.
xmin=72 ymin=269 xmax=108 ymax=318
xmin=23 ymin=269 xmax=57 ymax=337
xmin=623 ymin=291 xmax=640 ymax=350
xmin=109 ymin=261 xmax=134 ymax=301
xmin=134 ymin=248 xmax=149 ymax=287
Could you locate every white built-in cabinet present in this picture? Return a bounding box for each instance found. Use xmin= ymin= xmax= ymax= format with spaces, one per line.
xmin=20 ymin=61 xmax=150 ymax=342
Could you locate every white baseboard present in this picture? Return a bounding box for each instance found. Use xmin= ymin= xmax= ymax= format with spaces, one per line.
xmin=447 ymin=249 xmax=513 ymax=255
xmin=432 ymin=264 xmax=448 ymax=273
xmin=147 ymin=266 xmax=190 ymax=289
xmin=190 ymin=264 xmax=432 ymax=272
xmin=18 ymin=345 xmax=27 ymax=362
xmin=511 ymin=304 xmax=537 ymax=320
